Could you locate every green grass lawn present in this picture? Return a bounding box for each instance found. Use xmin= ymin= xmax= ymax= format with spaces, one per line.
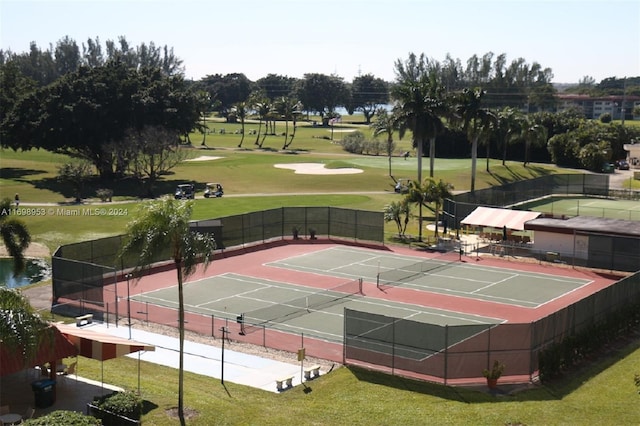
xmin=1 ymin=139 xmax=564 ymax=253
xmin=66 ymin=335 xmax=640 ymax=425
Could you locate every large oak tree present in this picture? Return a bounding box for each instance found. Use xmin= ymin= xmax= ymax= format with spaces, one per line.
xmin=0 ymin=60 xmax=201 ymax=180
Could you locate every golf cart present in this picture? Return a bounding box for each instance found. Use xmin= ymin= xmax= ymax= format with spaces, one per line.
xmin=174 ymin=183 xmax=195 ymax=199
xmin=394 ymin=179 xmax=410 ymax=194
xmin=204 ymin=183 xmax=224 ymax=198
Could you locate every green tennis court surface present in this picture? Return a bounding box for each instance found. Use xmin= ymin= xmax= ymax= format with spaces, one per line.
xmin=518 ymin=196 xmax=640 ymax=220
xmin=131 ymin=272 xmax=502 ymax=344
xmin=267 ymin=246 xmax=591 ymax=307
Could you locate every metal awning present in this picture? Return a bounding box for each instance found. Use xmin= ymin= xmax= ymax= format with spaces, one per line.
xmin=0 ymin=326 xmax=78 ymax=376
xmin=55 ymin=323 xmax=154 ymax=361
xmin=460 ymin=207 xmax=541 ymax=231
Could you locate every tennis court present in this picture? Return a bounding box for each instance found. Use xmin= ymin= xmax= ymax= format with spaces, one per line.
xmin=131 ymin=272 xmax=502 ymax=344
xmin=129 ymin=246 xmax=592 ymax=346
xmin=267 ymin=246 xmax=591 ymax=308
xmin=519 ymin=195 xmax=640 ymax=220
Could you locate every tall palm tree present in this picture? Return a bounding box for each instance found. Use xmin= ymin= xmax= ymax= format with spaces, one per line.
xmin=391 ymin=54 xmax=448 ymax=239
xmin=371 ymin=108 xmax=396 ymax=178
xmin=522 ymin=120 xmax=548 ymax=166
xmin=453 ymin=88 xmax=495 ymax=192
xmin=249 ymin=95 xmax=269 ymax=148
xmin=119 ymin=198 xmax=216 ymax=426
xmin=0 ymin=197 xmax=31 ymax=276
xmin=496 ymin=107 xmax=525 ymax=166
xmin=391 ymin=54 xmax=447 ymax=180
xmin=404 ymin=178 xmax=431 ymax=241
xmin=275 ymin=96 xmax=303 ymax=150
xmin=233 ymin=101 xmax=248 ymax=148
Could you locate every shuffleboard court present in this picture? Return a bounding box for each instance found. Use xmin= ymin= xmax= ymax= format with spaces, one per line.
xmin=130 ymin=272 xmax=502 ymax=344
xmin=266 ymin=246 xmax=592 ymax=308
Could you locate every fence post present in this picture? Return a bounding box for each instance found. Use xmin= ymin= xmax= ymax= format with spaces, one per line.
xmin=444 ymin=324 xmax=448 ymax=385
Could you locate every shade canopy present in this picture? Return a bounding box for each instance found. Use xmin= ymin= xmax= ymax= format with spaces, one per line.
xmin=460 ymin=207 xmax=541 ymax=231
xmin=0 ymin=326 xmax=78 ymax=376
xmin=55 ymin=323 xmax=155 ymax=361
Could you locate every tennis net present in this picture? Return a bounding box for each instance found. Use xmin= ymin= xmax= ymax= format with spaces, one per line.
xmin=376 ymin=252 xmax=458 ymax=289
xmin=242 ymin=278 xmax=363 ymax=334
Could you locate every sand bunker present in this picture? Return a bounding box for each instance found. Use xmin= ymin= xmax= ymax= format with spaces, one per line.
xmin=274 ymin=163 xmax=363 ymax=175
xmin=185 ymin=156 xmax=223 ymax=161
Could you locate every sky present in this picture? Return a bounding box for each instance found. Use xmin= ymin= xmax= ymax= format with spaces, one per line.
xmin=1 ymin=0 xmax=639 ymax=84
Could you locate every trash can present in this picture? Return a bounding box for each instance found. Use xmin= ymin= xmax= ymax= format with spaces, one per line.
xmin=31 ymin=379 xmax=56 ymax=408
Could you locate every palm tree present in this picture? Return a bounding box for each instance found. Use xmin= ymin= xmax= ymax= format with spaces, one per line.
xmin=275 ymin=96 xmax=303 ymax=150
xmin=391 ymin=54 xmax=447 ymax=180
xmin=233 ymin=101 xmax=248 ymax=148
xmin=425 ymin=179 xmax=454 ymax=237
xmin=371 ymin=108 xmax=397 ymax=178
xmin=0 ymin=287 xmax=51 ymax=370
xmin=119 ymin=197 xmax=216 ymax=426
xmin=0 ymin=197 xmax=31 ymax=275
xmin=404 ymin=179 xmax=431 ymax=241
xmin=453 ymin=88 xmax=495 ymax=192
xmin=383 ymin=199 xmax=410 ymax=239
xmin=249 ymin=95 xmax=269 ymax=147
xmin=496 ymin=107 xmax=525 ymax=166
xmin=391 ymin=54 xmax=448 ymax=239
xmin=522 ymin=120 xmax=548 ymax=166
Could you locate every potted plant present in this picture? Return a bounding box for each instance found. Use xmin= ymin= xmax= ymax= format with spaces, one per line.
xmin=292 ymin=226 xmax=299 ymax=240
xmin=309 ymin=228 xmax=317 ymax=240
xmin=482 ymin=360 xmax=505 ymax=389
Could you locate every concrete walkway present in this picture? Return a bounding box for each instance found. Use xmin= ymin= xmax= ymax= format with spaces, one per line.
xmin=90 ymin=323 xmax=306 ymax=393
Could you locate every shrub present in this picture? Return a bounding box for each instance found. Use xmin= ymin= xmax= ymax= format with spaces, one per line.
xmin=96 ymin=188 xmax=113 ymax=202
xmin=94 ymin=391 xmax=142 ymax=420
xmin=339 ymin=131 xmax=366 ymax=154
xmin=599 ymin=112 xmax=612 ymax=123
xmin=24 ymin=410 xmax=101 ymax=425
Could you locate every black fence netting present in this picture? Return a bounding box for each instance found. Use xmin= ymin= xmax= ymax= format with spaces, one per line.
xmin=345 ymin=270 xmax=640 ymax=384
xmin=344 ymin=309 xmax=535 ymax=381
xmin=444 ymin=174 xmax=610 ymax=226
xmin=51 ymin=256 xmax=116 ymax=318
xmin=52 ymin=207 xmax=383 ymax=314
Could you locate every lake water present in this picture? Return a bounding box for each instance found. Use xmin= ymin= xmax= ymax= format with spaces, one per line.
xmin=0 ymin=258 xmax=51 ymax=288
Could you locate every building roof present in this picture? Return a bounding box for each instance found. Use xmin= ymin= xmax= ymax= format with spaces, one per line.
xmin=524 ymin=215 xmax=640 ymax=237
xmin=460 ymin=207 xmax=541 ymax=231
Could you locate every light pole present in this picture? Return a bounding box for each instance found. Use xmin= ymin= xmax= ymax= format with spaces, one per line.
xmin=220 ymin=327 xmax=229 ymax=384
xmin=126 ymin=273 xmax=132 ymax=340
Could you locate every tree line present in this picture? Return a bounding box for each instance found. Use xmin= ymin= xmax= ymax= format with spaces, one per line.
xmin=1 ymin=36 xmax=639 ymax=199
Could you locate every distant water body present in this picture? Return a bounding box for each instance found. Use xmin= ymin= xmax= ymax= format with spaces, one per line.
xmin=0 ymin=258 xmax=51 ymax=288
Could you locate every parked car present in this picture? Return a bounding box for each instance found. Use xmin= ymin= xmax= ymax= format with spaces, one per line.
xmin=615 ymin=159 xmax=630 ymax=170
xmin=204 ymin=183 xmax=224 ymax=198
xmin=174 ymin=183 xmax=195 ymax=199
xmin=601 ymin=163 xmax=615 ymax=173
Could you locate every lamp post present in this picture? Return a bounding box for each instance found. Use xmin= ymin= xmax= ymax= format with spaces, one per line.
xmin=220 ymin=326 xmax=229 ymax=384
xmin=126 ymin=273 xmax=132 ymax=340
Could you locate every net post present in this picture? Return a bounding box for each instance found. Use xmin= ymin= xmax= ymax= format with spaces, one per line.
xmin=358 ymin=278 xmax=363 ymax=294
xmin=376 ymin=273 xmax=380 ymax=289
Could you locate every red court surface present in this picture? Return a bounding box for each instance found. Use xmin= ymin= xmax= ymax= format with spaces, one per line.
xmin=114 ymin=239 xmax=623 ymax=364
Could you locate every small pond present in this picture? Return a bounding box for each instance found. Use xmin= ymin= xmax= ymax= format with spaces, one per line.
xmin=0 ymin=258 xmax=51 ymax=288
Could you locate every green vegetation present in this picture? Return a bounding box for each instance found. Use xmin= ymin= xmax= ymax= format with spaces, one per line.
xmin=2 ymin=128 xmax=638 ymax=426
xmin=60 ymin=336 xmax=640 ymax=426
xmin=2 ymin=147 xmax=563 ymax=253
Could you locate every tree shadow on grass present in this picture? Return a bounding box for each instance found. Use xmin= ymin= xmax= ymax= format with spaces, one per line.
xmin=0 ymin=166 xmax=49 ymax=181
xmin=484 ymin=164 xmax=555 ymax=186
xmin=141 ymin=399 xmax=159 ymax=415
